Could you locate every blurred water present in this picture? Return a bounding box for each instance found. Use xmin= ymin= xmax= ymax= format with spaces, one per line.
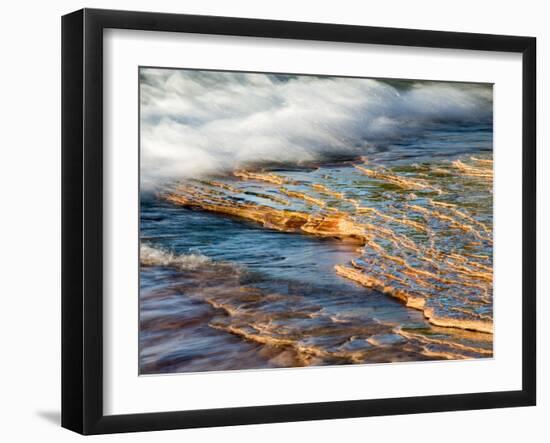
xmin=140 ymin=124 xmax=493 ymax=374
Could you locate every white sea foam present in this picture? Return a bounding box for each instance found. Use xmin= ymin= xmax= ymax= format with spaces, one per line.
xmin=140 ymin=244 xmax=210 ymax=270
xmin=140 ymin=69 xmax=492 ymax=187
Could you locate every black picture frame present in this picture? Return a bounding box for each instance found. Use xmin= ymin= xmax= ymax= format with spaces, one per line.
xmin=61 ymin=8 xmax=537 ymax=435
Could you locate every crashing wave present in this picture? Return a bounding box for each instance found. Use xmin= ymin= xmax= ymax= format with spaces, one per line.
xmin=140 ymin=244 xmax=210 ymax=270
xmin=140 ymin=69 xmax=492 ymax=187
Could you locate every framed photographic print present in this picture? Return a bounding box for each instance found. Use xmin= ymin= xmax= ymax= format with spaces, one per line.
xmin=61 ymin=8 xmax=536 ymax=435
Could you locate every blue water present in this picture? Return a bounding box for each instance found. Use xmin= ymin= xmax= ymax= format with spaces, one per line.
xmin=140 ymin=198 xmax=432 ymax=373
xmin=139 ymin=124 xmax=493 ymax=374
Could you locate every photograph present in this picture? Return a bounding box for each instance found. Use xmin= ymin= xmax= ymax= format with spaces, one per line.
xmin=138 ymin=68 xmax=494 ymax=375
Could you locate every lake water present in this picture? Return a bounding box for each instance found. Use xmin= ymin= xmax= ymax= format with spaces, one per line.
xmin=139 ymin=124 xmax=493 ymax=374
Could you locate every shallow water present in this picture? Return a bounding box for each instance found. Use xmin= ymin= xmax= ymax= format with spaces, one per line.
xmin=140 ymin=125 xmax=493 ymax=374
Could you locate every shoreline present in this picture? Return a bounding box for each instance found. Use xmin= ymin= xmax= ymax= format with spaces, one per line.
xmin=161 ymin=155 xmax=493 ymax=336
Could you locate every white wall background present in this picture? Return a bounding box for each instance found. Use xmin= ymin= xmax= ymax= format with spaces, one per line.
xmin=0 ymin=0 xmax=546 ymax=441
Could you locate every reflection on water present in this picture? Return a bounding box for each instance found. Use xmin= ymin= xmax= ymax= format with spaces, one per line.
xmin=140 ymin=126 xmax=493 ymax=374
